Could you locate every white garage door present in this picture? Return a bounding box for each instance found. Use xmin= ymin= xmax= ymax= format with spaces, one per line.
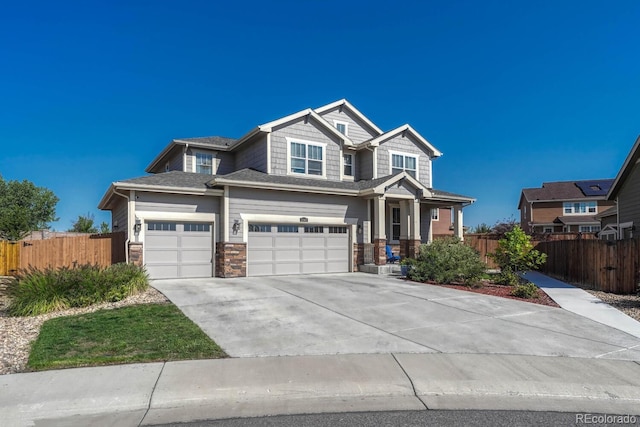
xmin=145 ymin=221 xmax=213 ymax=279
xmin=248 ymin=224 xmax=350 ymax=276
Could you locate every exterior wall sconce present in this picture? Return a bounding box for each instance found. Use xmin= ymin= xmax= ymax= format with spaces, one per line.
xmin=113 ymin=220 xmax=119 ymax=230
xmin=133 ymin=219 xmax=142 ymax=235
xmin=232 ymin=219 xmax=241 ymax=235
xmin=357 ymin=224 xmax=363 ymax=234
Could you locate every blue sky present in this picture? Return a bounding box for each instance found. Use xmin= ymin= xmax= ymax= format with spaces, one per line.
xmin=1 ymin=0 xmax=638 ymax=231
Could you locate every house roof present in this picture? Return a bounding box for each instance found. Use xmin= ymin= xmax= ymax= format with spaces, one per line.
xmin=101 ymin=168 xmax=474 ymax=206
xmin=314 ymin=99 xmax=384 ymax=136
xmin=362 ymin=124 xmax=443 ymax=157
xmin=145 ymin=136 xmax=237 ymax=172
xmin=595 ymin=206 xmax=617 ymax=219
xmin=520 ymin=179 xmax=615 ymax=204
xmin=608 ymin=135 xmax=640 ymax=200
xmin=554 ymin=216 xmax=600 ymax=225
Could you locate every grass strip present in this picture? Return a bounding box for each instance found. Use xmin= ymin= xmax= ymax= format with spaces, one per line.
xmin=28 ymin=303 xmax=226 ymax=371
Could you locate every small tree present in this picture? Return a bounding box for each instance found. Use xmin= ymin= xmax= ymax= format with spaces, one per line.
xmin=471 ymin=223 xmax=492 ymax=233
xmin=69 ymin=213 xmax=99 ymax=233
xmin=491 ymin=216 xmax=519 ymax=237
xmin=0 ymin=176 xmax=59 ymax=241
xmin=100 ymin=222 xmax=110 ymax=234
xmin=490 ymin=226 xmax=546 ymax=285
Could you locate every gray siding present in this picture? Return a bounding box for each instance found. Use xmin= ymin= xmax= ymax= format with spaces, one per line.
xmin=235 ymin=135 xmax=268 ymax=172
xmin=420 ymin=204 xmax=430 ymax=244
xmin=270 ymin=117 xmax=343 ymax=180
xmin=358 ymin=149 xmax=373 ymax=180
xmin=618 ymin=163 xmax=640 ymax=225
xmin=318 ymin=108 xmax=379 ymax=144
xmin=135 ymin=192 xmax=219 ymax=214
xmin=228 ymin=187 xmax=367 ymax=243
xmin=167 ymin=151 xmax=183 ymax=172
xmin=377 ymin=134 xmax=433 ymax=187
xmin=216 ymin=151 xmax=236 ymax=175
xmin=385 ymin=180 xmax=420 ymax=197
xmin=112 ymin=198 xmax=129 ymax=239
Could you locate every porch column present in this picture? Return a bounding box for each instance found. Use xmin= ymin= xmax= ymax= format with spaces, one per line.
xmin=373 ymin=196 xmax=387 ymax=265
xmin=453 ymin=205 xmax=464 ymax=241
xmin=427 ymin=205 xmax=434 ymax=244
xmin=399 ymin=200 xmax=410 ymax=258
xmin=408 ymin=199 xmax=421 ymax=257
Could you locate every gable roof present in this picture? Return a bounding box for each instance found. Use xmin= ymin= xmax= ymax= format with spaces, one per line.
xmin=608 ymin=135 xmax=640 ymax=200
xmin=314 ymin=99 xmax=384 ymax=136
xmin=362 ymin=124 xmax=443 ymax=157
xmin=145 ymin=136 xmax=236 ymax=173
xmin=521 ymin=179 xmax=615 ymax=204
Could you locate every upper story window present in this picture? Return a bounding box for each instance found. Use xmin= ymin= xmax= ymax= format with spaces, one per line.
xmin=343 ymin=153 xmax=354 ymax=177
xmin=390 ymin=151 xmax=418 ymax=179
xmin=563 ymin=201 xmax=596 ymax=215
xmin=334 ymin=120 xmax=349 ymax=136
xmin=288 ymin=139 xmax=325 ymax=177
xmin=195 ymin=152 xmax=214 ymax=174
xmin=431 ymin=208 xmax=439 ymax=221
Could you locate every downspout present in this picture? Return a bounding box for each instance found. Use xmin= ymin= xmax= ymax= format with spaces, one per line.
xmin=112 ymin=189 xmax=130 ymax=263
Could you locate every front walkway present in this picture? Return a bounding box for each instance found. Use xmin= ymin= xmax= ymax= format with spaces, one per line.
xmin=525 ymin=271 xmax=640 ymax=339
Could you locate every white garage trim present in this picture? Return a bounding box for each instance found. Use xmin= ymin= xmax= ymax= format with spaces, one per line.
xmin=135 ymin=211 xmax=216 ymax=245
xmin=239 ymin=213 xmax=357 ymax=243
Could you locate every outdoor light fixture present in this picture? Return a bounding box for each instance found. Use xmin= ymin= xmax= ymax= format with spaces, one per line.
xmin=113 ymin=220 xmax=119 ymax=230
xmin=232 ymin=219 xmax=241 ymax=234
xmin=133 ymin=219 xmax=142 ymax=235
xmin=357 ymin=224 xmax=362 ymax=234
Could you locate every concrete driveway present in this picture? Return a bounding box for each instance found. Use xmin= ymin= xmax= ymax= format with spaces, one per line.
xmin=152 ymin=273 xmax=640 ymax=361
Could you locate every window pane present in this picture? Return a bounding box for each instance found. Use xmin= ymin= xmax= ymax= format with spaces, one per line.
xmin=392 ymin=225 xmax=400 ymax=241
xmin=344 ymin=164 xmax=353 ymax=176
xmin=343 ymin=154 xmax=352 ymax=165
xmin=392 ymin=154 xmax=404 ymax=168
xmin=249 ymin=224 xmax=271 ymax=232
xmin=291 ymin=142 xmax=305 ymax=158
xmin=291 ymin=158 xmax=305 ymax=174
xmin=277 ymin=225 xmax=299 ymax=233
xmin=406 ymin=170 xmax=416 ymax=179
xmin=336 ymin=123 xmax=346 ymax=135
xmin=304 ymin=226 xmax=323 ymax=233
xmin=328 ymin=226 xmax=347 ymax=234
xmin=308 ymin=159 xmax=322 ymax=175
xmin=405 ymin=156 xmax=416 ymax=171
xmin=392 ymin=207 xmax=401 ymax=223
xmin=308 ymin=145 xmax=322 ymax=160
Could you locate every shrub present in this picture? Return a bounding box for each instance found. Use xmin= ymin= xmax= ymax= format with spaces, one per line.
xmin=407 ymin=236 xmax=487 ymax=286
xmin=8 ymin=263 xmax=149 ymax=316
xmin=490 ymin=226 xmax=547 ymax=274
xmin=494 ymin=269 xmax=523 ymax=287
xmin=511 ymin=282 xmax=540 ymax=299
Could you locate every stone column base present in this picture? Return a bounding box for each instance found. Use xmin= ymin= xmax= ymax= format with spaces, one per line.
xmin=400 ymin=239 xmax=422 ymax=258
xmin=128 ymin=242 xmax=143 ymax=267
xmin=216 ymin=242 xmax=247 ymax=278
xmin=353 ymin=243 xmax=364 ymax=271
xmin=373 ymin=239 xmax=387 ymax=265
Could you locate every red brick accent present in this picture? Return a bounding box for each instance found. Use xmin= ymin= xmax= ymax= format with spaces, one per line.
xmin=215 ymin=242 xmax=247 ymax=278
xmin=353 ymin=243 xmax=364 ymax=271
xmin=373 ymin=238 xmax=387 ymax=265
xmin=128 ymin=242 xmax=143 ymax=267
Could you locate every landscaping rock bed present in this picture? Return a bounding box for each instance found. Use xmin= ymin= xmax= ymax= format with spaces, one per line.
xmin=421 ymin=280 xmax=560 ymax=307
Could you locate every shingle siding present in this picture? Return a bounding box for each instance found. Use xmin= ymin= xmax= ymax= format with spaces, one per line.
xmin=377 ymin=134 xmax=432 ymax=187
xmin=318 ymin=108 xmax=379 ymax=144
xmin=618 ymin=163 xmax=640 ymax=225
xmin=358 ymin=149 xmax=373 ymax=180
xmin=235 ymin=135 xmax=268 ymax=172
xmin=228 ymin=187 xmax=367 ymax=244
xmin=270 ymin=118 xmax=342 ymax=180
xmin=112 ymin=198 xmax=129 ymax=239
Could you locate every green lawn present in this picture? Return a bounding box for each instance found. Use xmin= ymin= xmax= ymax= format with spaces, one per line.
xmin=28 ymin=303 xmax=226 ymax=371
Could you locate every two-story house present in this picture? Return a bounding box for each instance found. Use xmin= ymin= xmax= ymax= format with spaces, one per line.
xmin=518 ymin=179 xmax=615 ymax=234
xmin=597 ymin=135 xmax=640 ymax=240
xmin=99 ymin=100 xmax=475 ymax=279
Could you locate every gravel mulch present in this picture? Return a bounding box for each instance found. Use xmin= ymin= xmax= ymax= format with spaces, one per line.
xmin=0 ymin=278 xmax=169 ymax=376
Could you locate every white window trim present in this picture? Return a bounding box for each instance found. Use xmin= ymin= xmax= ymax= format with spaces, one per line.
xmin=286 ymin=137 xmax=327 ymax=178
xmin=431 ymin=208 xmax=439 ymax=221
xmin=192 ymin=150 xmax=216 ymax=175
xmin=333 ymin=120 xmax=349 ymax=136
xmin=562 ymin=201 xmax=597 ymax=215
xmin=388 ymin=150 xmax=419 ymax=180
xmin=342 ymin=152 xmax=355 ymax=181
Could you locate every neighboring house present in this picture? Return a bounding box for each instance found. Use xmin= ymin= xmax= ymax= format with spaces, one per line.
xmin=99 ymin=99 xmax=475 ymax=279
xmin=518 ymin=179 xmax=615 ymax=234
xmin=598 ymin=135 xmax=640 ymax=240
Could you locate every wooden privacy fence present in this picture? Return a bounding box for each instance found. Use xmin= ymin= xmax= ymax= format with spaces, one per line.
xmin=536 ymin=238 xmax=640 ymax=294
xmin=0 ymin=240 xmax=20 ymax=276
xmin=18 ymin=232 xmax=126 ymax=272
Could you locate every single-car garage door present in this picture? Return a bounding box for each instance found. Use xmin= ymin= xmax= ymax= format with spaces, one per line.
xmin=145 ymin=221 xmax=213 ymax=279
xmin=248 ymin=224 xmax=349 ymax=276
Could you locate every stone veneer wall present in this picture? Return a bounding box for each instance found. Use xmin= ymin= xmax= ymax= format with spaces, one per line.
xmin=373 ymin=238 xmax=387 ymax=265
xmin=399 ymin=239 xmax=421 ymax=259
xmin=128 ymin=242 xmax=143 ymax=267
xmin=215 ymin=242 xmax=247 ymax=278
xmin=353 ymin=243 xmax=364 ymax=271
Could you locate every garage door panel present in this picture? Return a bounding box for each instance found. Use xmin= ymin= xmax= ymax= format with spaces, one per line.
xmin=145 ymin=222 xmax=213 ymax=279
xmin=248 ymin=224 xmax=349 ymax=277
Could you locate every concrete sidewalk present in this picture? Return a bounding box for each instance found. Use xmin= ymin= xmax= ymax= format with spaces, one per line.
xmin=3 ymin=354 xmax=640 ymax=426
xmin=525 ymin=271 xmax=640 ymax=339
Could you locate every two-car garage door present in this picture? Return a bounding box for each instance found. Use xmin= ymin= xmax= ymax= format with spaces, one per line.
xmin=248 ymin=224 xmax=350 ymax=276
xmin=145 ymin=221 xmax=213 ymax=279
